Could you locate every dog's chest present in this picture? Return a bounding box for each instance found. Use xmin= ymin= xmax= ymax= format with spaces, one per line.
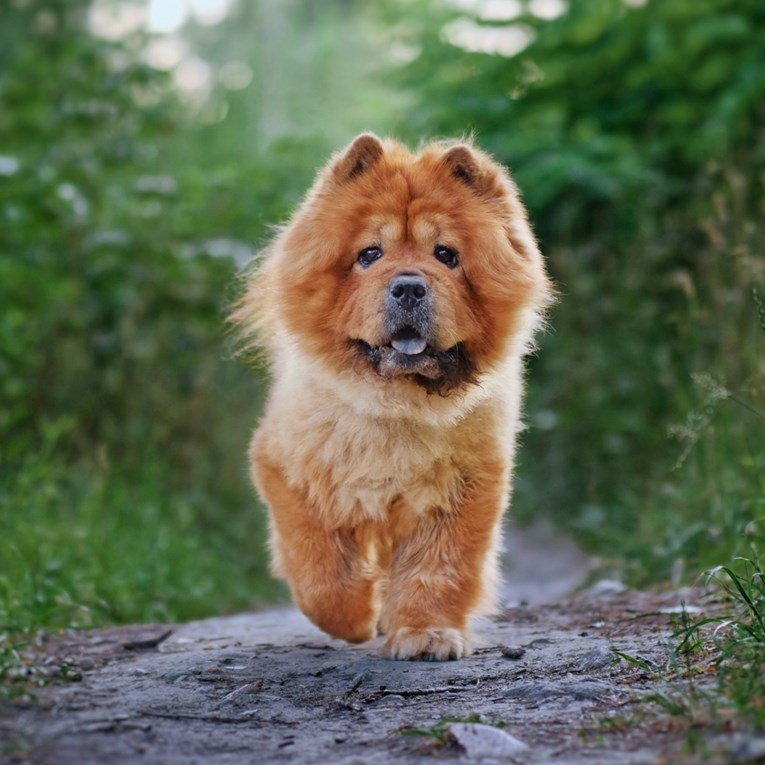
xmin=293 ymin=414 xmax=461 ymax=524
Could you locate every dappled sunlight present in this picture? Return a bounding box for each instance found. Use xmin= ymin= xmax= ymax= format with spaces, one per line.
xmin=89 ymin=0 xmax=234 ymax=38
xmin=147 ymin=0 xmax=188 ymax=32
xmin=442 ymin=16 xmax=535 ymax=57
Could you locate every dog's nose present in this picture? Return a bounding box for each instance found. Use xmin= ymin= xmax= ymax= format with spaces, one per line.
xmin=389 ymin=274 xmax=428 ymax=311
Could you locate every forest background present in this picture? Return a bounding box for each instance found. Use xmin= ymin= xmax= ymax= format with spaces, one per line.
xmin=1 ymin=0 xmax=763 ymax=641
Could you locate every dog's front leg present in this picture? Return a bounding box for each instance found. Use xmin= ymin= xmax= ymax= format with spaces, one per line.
xmin=252 ymin=450 xmax=380 ymax=644
xmin=380 ymin=468 xmax=507 ymax=661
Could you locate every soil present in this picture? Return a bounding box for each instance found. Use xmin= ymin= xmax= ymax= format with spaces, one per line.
xmin=1 ymin=526 xmax=762 ymax=765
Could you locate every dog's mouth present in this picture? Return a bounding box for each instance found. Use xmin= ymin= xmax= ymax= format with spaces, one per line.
xmin=389 ymin=326 xmax=428 ymax=357
xmin=353 ymin=326 xmax=437 ymax=376
xmin=350 ymin=328 xmax=477 ymax=395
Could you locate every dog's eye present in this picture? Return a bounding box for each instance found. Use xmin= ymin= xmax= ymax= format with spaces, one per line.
xmin=434 ymin=244 xmax=459 ymax=269
xmin=357 ymin=246 xmax=383 ymax=268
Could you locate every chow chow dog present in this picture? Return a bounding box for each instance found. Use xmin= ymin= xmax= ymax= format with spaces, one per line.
xmin=231 ymin=134 xmax=553 ymax=660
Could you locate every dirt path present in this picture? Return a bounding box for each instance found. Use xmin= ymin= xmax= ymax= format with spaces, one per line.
xmin=1 ymin=528 xmax=757 ymax=764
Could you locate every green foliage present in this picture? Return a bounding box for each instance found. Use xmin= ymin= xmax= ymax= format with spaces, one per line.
xmin=703 ymin=550 xmax=765 ymax=725
xmin=387 ymin=0 xmax=765 ymax=582
xmin=0 ymin=2 xmax=272 ymax=470
xmin=0 ymin=425 xmax=279 ymax=633
xmin=754 ymin=288 xmax=765 ymax=333
xmin=0 ymin=0 xmax=395 ymax=638
xmin=0 ymin=1 xmax=287 ymax=633
xmin=662 ymin=540 xmax=765 ymax=728
xmin=394 ymin=0 xmax=765 ymax=232
xmin=0 ymin=639 xmax=27 ymax=700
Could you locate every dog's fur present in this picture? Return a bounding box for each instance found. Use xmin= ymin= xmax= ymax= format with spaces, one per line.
xmin=231 ymin=134 xmax=553 ymax=660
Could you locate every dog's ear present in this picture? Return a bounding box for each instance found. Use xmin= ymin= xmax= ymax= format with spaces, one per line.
xmin=333 ymin=133 xmax=384 ymax=181
xmin=442 ymin=144 xmax=514 ymax=204
xmin=443 ymin=144 xmax=544 ymax=267
xmin=441 ymin=145 xmax=484 ymax=190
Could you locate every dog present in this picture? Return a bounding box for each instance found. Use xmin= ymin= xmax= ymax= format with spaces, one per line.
xmin=231 ymin=134 xmax=553 ymax=660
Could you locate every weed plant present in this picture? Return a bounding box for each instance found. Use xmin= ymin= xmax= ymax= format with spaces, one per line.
xmin=670 ymin=544 xmax=765 ymax=728
xmin=0 ymin=426 xmax=280 ymax=636
xmin=669 ymin=289 xmax=765 ymax=727
xmin=393 ymin=0 xmax=765 ymax=585
xmin=613 ymin=290 xmax=765 ymax=735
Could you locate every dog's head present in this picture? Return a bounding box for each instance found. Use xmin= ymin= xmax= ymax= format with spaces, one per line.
xmin=233 ymin=134 xmax=553 ymax=400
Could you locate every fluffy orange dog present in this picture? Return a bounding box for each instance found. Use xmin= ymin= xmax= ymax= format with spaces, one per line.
xmin=232 ymin=134 xmax=553 ymax=660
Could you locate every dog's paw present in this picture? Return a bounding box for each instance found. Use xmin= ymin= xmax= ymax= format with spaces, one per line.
xmin=295 ymin=581 xmax=378 ymax=644
xmin=299 ymin=596 xmax=377 ymax=644
xmin=384 ymin=627 xmax=471 ymax=661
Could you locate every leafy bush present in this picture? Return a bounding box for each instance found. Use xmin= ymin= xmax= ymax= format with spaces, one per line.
xmin=0 ymin=424 xmax=280 ymax=631
xmin=0 ymin=0 xmax=390 ymax=633
xmin=0 ymin=1 xmax=289 ymax=629
xmin=388 ymin=0 xmax=765 ymax=579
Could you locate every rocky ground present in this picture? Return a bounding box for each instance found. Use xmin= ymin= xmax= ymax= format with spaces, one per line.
xmin=2 ymin=527 xmax=763 ymax=765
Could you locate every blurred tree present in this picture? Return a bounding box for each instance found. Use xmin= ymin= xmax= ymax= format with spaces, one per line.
xmin=0 ymin=0 xmax=245 ymax=489
xmin=386 ymin=0 xmax=765 ymax=564
xmin=2 ymin=0 xmax=762 ymax=620
xmin=394 ymin=0 xmax=765 ymax=236
xmin=0 ymin=0 xmax=400 ymax=627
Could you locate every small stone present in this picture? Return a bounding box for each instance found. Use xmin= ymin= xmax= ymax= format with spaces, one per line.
xmin=447 ymin=723 xmax=528 ymax=759
xmin=588 ymin=579 xmax=627 ymax=596
xmin=575 ymin=648 xmax=613 ymax=671
xmin=500 ymin=645 xmax=525 ymax=660
xmin=369 ymin=693 xmax=405 ymax=706
xmin=658 ymin=604 xmax=702 ymax=615
xmin=727 ymin=733 xmax=765 ymax=762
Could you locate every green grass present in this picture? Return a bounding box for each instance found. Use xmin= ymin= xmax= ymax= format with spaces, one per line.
xmin=0 ymin=432 xmax=281 ymax=637
xmin=673 ymin=545 xmax=765 ymax=728
xmin=605 ymin=286 xmax=765 ymax=588
xmin=609 ymin=539 xmax=765 ymax=749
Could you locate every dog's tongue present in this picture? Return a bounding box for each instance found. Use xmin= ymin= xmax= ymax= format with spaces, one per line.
xmin=391 ymin=336 xmax=427 ymax=355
